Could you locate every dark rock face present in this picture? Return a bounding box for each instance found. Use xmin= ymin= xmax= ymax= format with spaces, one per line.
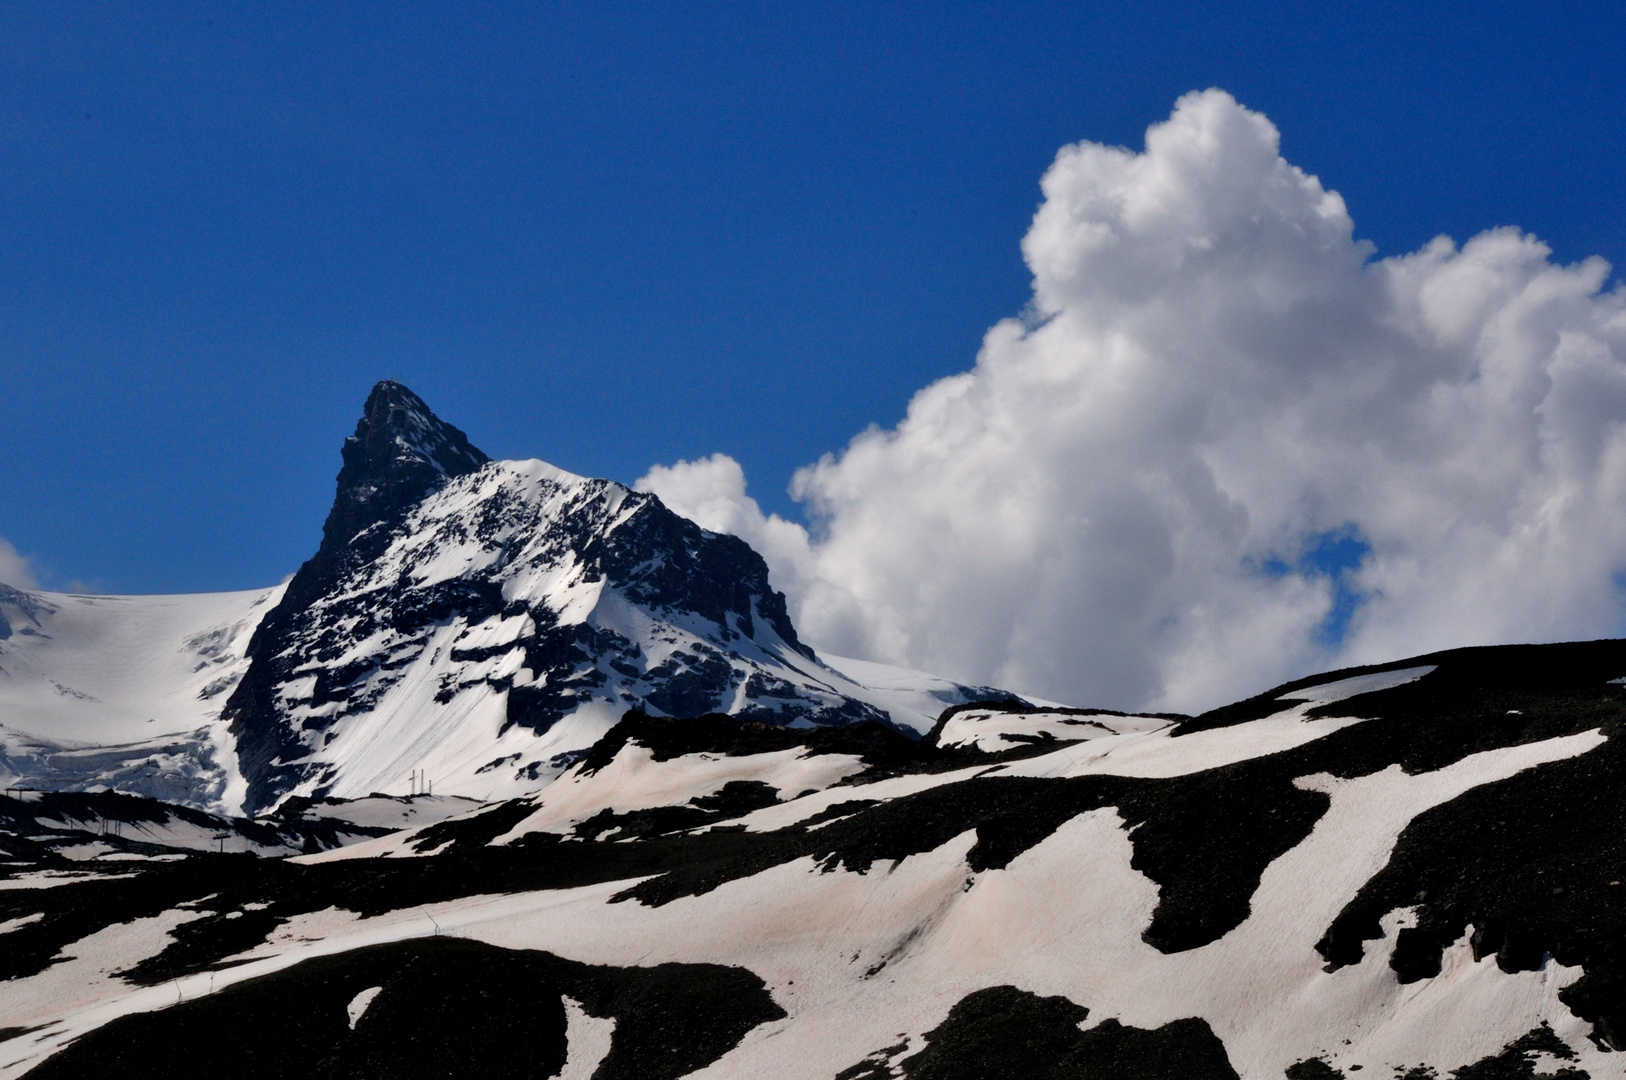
xmin=320 ymin=380 xmax=491 ymax=574
xmin=26 ymin=937 xmax=784 ymax=1080
xmin=0 ymin=582 xmax=51 ymax=642
xmin=271 ymin=378 xmax=493 ymax=632
xmin=837 ymin=985 xmax=1239 ymax=1080
xmin=222 ymin=381 xmax=887 ymax=813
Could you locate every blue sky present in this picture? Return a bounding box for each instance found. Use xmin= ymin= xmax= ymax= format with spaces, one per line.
xmin=3 ymin=1 xmax=1624 ymax=596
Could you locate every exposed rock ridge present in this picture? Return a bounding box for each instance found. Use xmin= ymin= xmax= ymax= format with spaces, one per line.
xmin=306 ymin=379 xmax=490 ymax=603
xmin=0 ymin=582 xmax=53 ymax=642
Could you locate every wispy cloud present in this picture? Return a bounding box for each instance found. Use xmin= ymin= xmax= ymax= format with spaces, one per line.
xmin=0 ymin=537 xmax=39 ymax=589
xmin=642 ymin=90 xmax=1626 ymax=713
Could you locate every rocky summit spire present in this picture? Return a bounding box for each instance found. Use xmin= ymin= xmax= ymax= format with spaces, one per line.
xmin=226 ymin=381 xmax=494 ymax=799
xmin=323 ymin=381 xmax=490 ymax=553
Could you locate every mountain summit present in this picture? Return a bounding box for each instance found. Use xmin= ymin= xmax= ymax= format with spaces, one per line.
xmin=325 ymin=380 xmax=490 ymax=555
xmin=220 ymin=382 xmax=1009 ymax=813
xmin=273 ymin=380 xmax=492 ymax=625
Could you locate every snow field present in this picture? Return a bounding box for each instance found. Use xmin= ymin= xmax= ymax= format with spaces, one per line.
xmin=0 ymin=587 xmax=280 ymax=748
xmin=0 ymin=907 xmax=207 ymax=1077
xmin=490 ymin=742 xmax=871 ymax=842
xmin=990 ymin=703 xmax=1376 ymax=780
xmin=14 ymin=726 xmax=1609 ymax=1078
xmin=553 ymin=997 xmax=616 ymax=1079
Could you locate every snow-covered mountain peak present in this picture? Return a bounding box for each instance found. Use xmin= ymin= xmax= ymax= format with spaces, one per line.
xmin=0 ymin=385 xmax=1017 ymax=818
xmin=220 ymin=384 xmax=1015 ymax=814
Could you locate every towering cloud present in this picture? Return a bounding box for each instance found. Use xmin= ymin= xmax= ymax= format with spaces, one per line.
xmin=641 ymin=89 xmax=1626 ymax=712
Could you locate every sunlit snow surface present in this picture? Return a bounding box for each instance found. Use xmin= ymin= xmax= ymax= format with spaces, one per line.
xmin=0 ymin=584 xmax=282 ymax=813
xmin=935 ymin=709 xmax=1172 ymax=753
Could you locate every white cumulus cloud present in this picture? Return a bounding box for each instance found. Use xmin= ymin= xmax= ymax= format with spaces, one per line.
xmin=640 ymin=89 xmax=1626 ymax=713
xmin=0 ymin=537 xmax=39 ymax=589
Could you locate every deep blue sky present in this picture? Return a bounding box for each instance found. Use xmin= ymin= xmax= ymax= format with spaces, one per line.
xmin=4 ymin=1 xmax=1624 ymax=594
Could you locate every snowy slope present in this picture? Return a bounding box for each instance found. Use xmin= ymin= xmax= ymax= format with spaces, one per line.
xmin=0 ymin=788 xmax=483 ymax=869
xmin=818 ymin=652 xmax=1053 ymax=732
xmin=933 ymin=708 xmax=1173 ymax=752
xmin=4 ymin=640 xmax=1625 ymax=1079
xmin=0 ymin=584 xmax=278 ymax=746
xmin=0 ymin=584 xmax=281 ymax=811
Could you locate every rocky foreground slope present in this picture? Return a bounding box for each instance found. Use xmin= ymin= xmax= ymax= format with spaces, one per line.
xmin=2 ymin=639 xmax=1625 ymax=1078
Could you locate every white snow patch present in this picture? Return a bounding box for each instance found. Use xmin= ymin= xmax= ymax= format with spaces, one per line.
xmin=817 ymin=652 xmax=1061 ymax=733
xmin=552 ymin=996 xmax=615 ymax=1080
xmin=0 ymin=870 xmax=137 ymax=891
xmin=346 ymin=985 xmax=383 ymax=1029
xmin=0 ymin=912 xmax=44 ymax=935
xmin=990 ymin=702 xmax=1372 ymax=781
xmin=0 ymin=906 xmax=204 ymax=1072
xmin=1280 ymin=665 xmax=1438 ymax=705
xmin=489 ymin=742 xmax=867 ymax=844
xmin=289 ymin=793 xmax=484 ymax=832
xmin=936 ymin=709 xmax=1171 ymax=752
